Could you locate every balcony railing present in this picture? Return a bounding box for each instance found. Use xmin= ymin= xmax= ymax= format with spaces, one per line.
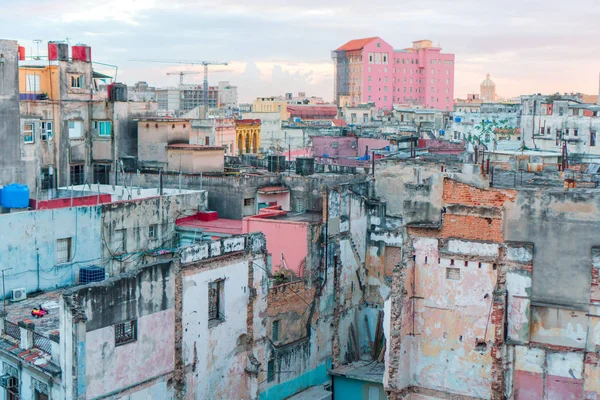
xmin=33 ymin=332 xmax=52 ymax=354
xmin=3 ymin=320 xmax=20 ymax=341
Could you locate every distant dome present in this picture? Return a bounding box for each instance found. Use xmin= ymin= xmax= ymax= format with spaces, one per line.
xmin=481 ymin=73 xmax=495 ymax=88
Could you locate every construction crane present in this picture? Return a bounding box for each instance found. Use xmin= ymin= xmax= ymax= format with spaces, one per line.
xmin=166 ymin=71 xmax=200 ymax=85
xmin=129 ymin=59 xmax=228 ymax=115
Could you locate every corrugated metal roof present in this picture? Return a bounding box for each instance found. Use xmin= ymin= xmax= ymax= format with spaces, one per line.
xmin=335 ymin=37 xmax=378 ymax=52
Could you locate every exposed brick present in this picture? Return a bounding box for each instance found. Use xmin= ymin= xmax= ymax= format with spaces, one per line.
xmin=443 ymin=179 xmax=517 ymax=208
xmin=410 ymin=214 xmax=505 ymax=243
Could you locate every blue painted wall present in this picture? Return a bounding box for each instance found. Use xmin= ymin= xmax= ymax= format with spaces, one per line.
xmin=332 ymin=376 xmax=386 ymax=400
xmin=0 ymin=206 xmax=103 ymax=295
xmin=260 ymin=359 xmax=332 ymax=400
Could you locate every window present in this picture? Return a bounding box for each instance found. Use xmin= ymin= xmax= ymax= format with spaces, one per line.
xmin=209 ymin=279 xmax=225 ymax=322
xmin=266 ymin=359 xmax=277 ymax=383
xmin=93 ymin=120 xmax=112 ymax=137
xmin=331 ymin=141 xmax=339 ymax=148
xmin=446 ymin=79 xmax=449 ymax=85
xmin=368 ymin=96 xmax=372 ymax=101
xmin=244 ymin=198 xmax=255 ymax=207
xmin=446 ymin=267 xmax=460 ymax=280
xmin=93 ymin=164 xmax=111 ymax=185
xmin=383 ymin=96 xmax=387 ymax=102
xmin=149 ymin=224 xmax=157 ymax=239
xmin=70 ymin=164 xmax=84 ymax=185
xmin=446 ymin=69 xmax=450 ymax=75
xmin=41 ymin=121 xmax=53 ymax=141
xmin=368 ymin=66 xmax=372 ymax=72
xmin=574 ymin=129 xmax=578 ymax=137
xmin=68 ymin=120 xmax=83 ymax=139
xmin=272 ymin=320 xmax=280 ymax=341
xmin=115 ymin=320 xmax=137 ymax=346
xmin=384 ymin=86 xmax=387 ymax=92
xmin=23 ymin=122 xmax=35 ymax=143
xmin=363 ymin=113 xmax=368 ymax=123
xmin=375 ymin=53 xmax=381 ymax=64
xmin=368 ymin=53 xmax=373 ymax=64
xmin=368 ymin=86 xmax=371 ymax=92
xmin=26 ymin=74 xmax=41 ymax=93
xmin=70 ymin=75 xmax=83 ymax=89
xmin=383 ymin=54 xmax=388 ymax=64
xmin=368 ymin=76 xmax=372 ymax=82
xmin=41 ymin=167 xmax=54 ymax=190
xmin=4 ymin=375 xmax=19 ymax=400
xmin=113 ymin=229 xmax=127 ymax=253
xmin=56 ymin=238 xmax=72 ymax=263
xmin=565 ymin=129 xmax=570 ymax=136
xmin=591 ymin=131 xmax=597 ymax=147
xmin=547 ymin=127 xmax=551 ymax=135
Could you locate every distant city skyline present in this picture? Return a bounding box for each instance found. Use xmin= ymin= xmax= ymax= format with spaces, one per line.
xmin=3 ymin=0 xmax=599 ymax=102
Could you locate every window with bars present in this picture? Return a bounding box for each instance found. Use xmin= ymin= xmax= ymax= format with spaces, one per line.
xmin=56 ymin=238 xmax=71 ymax=264
xmin=93 ymin=164 xmax=111 ymax=185
xmin=244 ymin=198 xmax=255 ymax=207
xmin=115 ymin=320 xmax=137 ymax=346
xmin=208 ymin=279 xmax=224 ymax=323
xmin=70 ymin=164 xmax=84 ymax=186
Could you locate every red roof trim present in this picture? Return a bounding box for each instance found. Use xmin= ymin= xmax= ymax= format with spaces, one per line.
xmin=335 ymin=37 xmax=378 ymax=52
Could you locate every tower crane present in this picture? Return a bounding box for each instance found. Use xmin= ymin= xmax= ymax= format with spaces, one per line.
xmin=129 ymin=59 xmax=229 ymax=115
xmin=166 ymin=71 xmax=200 ymax=85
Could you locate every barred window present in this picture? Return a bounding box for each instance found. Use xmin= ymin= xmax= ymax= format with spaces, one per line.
xmin=115 ymin=320 xmax=137 ymax=346
xmin=70 ymin=164 xmax=84 ymax=186
xmin=93 ymin=164 xmax=111 ymax=185
xmin=446 ymin=267 xmax=460 ymax=280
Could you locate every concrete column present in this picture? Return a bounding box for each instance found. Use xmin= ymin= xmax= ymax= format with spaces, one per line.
xmin=18 ymin=319 xmax=35 ymax=349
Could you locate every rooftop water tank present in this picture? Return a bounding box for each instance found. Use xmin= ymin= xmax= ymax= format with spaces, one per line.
xmin=79 ymin=266 xmax=105 ymax=284
xmin=1 ymin=183 xmax=29 ymax=208
xmin=295 ymin=157 xmax=315 ymax=176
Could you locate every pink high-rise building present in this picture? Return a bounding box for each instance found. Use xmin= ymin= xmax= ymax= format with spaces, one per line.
xmin=332 ymin=37 xmax=455 ymax=111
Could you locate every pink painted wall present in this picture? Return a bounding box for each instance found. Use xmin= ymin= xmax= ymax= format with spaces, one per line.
xmin=312 ymin=136 xmax=357 ymax=157
xmin=358 ymin=137 xmax=390 ymax=156
xmin=350 ymin=38 xmax=455 ymax=112
xmin=85 ymin=309 xmax=175 ymax=398
xmin=242 ymin=217 xmax=308 ymax=276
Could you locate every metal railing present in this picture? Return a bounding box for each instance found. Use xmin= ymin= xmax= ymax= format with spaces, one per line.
xmin=3 ymin=320 xmax=20 ymax=341
xmin=33 ymin=332 xmax=52 ymax=354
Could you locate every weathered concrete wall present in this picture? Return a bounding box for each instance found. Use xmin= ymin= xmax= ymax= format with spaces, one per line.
xmin=0 ymin=40 xmax=23 ymax=185
xmin=504 ymin=189 xmax=600 ymax=309
xmin=102 ymin=191 xmax=207 ymax=275
xmin=167 ymin=148 xmax=225 ymax=174
xmin=0 ymin=206 xmax=103 ymax=294
xmin=62 ymin=261 xmax=175 ymax=399
xmin=181 ymin=251 xmax=268 ymax=400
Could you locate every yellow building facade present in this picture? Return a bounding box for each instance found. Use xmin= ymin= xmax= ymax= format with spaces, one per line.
xmin=252 ymin=97 xmax=289 ymax=120
xmin=235 ymin=119 xmax=261 ymax=155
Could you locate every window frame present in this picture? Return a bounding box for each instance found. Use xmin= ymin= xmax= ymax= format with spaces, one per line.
xmin=93 ymin=120 xmax=112 ymax=137
xmin=56 ymin=238 xmax=72 ymax=264
xmin=114 ymin=320 xmax=137 ymax=346
xmin=113 ymin=228 xmax=127 ymax=254
xmin=70 ymin=163 xmax=85 ymax=186
xmin=41 ymin=121 xmax=53 ymax=141
xmin=93 ymin=164 xmax=111 ymax=185
xmin=70 ymin=75 xmax=83 ymax=89
xmin=208 ymin=279 xmax=225 ymax=324
xmin=68 ymin=120 xmax=83 ymax=139
xmin=23 ymin=121 xmax=35 ymax=144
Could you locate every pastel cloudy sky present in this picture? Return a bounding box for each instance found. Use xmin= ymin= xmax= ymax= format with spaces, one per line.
xmin=3 ymin=0 xmax=599 ymax=102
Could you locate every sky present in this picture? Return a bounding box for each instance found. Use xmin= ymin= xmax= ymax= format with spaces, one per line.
xmin=3 ymin=0 xmax=599 ymax=103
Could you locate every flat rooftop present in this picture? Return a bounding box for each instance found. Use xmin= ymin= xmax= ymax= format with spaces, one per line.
xmin=266 ymin=211 xmax=322 ymax=223
xmin=4 ymin=290 xmax=63 ymax=337
xmin=64 ymin=184 xmax=203 ymax=202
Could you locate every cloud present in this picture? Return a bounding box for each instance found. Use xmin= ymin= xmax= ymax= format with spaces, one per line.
xmin=3 ymin=0 xmax=599 ymax=101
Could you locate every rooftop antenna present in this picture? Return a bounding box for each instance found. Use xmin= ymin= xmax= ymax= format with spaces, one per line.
xmin=33 ymin=39 xmax=42 ymax=59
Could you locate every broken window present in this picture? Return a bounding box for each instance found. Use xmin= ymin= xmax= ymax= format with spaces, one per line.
xmin=41 ymin=121 xmax=53 ymax=141
xmin=209 ymin=279 xmax=225 ymax=322
xmin=56 ymin=238 xmax=72 ymax=264
xmin=115 ymin=320 xmax=137 ymax=346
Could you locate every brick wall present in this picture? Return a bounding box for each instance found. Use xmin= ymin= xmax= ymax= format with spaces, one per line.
xmin=443 ymin=179 xmax=517 ymax=207
xmin=266 ymin=281 xmax=316 ymax=345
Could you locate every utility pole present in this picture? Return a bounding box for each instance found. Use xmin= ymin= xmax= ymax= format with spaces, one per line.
xmin=2 ymin=268 xmax=12 ymax=318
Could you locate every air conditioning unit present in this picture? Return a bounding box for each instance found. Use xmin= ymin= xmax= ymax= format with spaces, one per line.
xmin=0 ymin=374 xmax=15 ymax=389
xmin=11 ymin=288 xmax=26 ymax=302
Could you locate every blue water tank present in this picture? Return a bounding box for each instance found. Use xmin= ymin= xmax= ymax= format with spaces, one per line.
xmin=1 ymin=183 xmax=29 ymax=208
xmin=79 ymin=266 xmax=106 ymax=284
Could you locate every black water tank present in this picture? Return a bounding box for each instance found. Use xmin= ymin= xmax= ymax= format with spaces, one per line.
xmin=110 ymin=83 xmax=128 ymax=102
xmin=267 ymin=155 xmax=286 ymax=173
xmin=295 ymin=157 xmax=315 ymax=176
xmin=56 ymin=42 xmax=68 ymax=61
